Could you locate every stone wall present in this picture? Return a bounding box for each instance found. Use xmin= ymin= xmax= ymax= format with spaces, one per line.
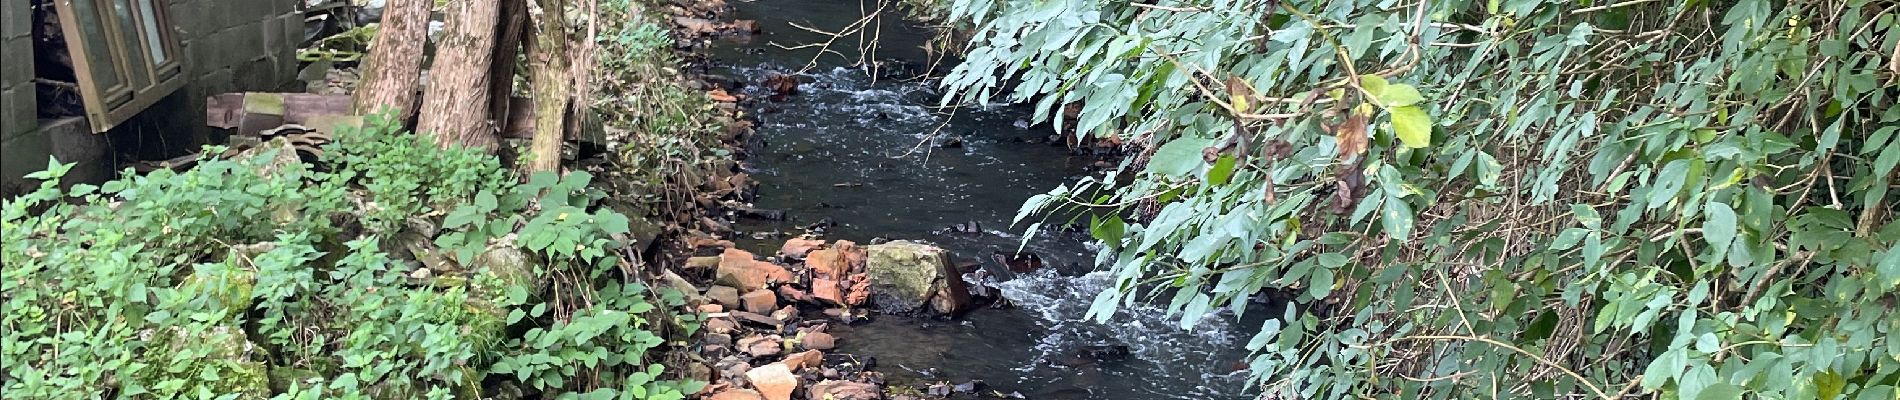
xmin=0 ymin=0 xmax=301 ymax=196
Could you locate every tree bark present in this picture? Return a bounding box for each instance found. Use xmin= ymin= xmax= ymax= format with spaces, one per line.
xmin=416 ymin=0 xmax=502 ymax=151
xmin=351 ymin=0 xmax=431 ymax=121
xmin=488 ymin=0 xmax=528 ymax=126
xmin=526 ymin=0 xmax=572 ymax=172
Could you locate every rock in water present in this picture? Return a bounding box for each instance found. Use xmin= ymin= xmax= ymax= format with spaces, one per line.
xmin=811 ymin=380 xmax=881 ymax=400
xmin=864 ymin=241 xmax=972 ymax=314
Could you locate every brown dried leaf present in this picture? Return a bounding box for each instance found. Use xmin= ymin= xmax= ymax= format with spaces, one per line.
xmin=1333 ymin=111 xmax=1369 ymax=161
xmin=1226 ymin=76 xmax=1255 ymax=114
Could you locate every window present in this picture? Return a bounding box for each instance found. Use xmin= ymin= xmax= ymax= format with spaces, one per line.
xmin=52 ymin=0 xmax=184 ymax=132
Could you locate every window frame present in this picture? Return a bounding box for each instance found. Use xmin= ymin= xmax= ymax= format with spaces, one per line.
xmin=53 ymin=0 xmax=186 ymax=132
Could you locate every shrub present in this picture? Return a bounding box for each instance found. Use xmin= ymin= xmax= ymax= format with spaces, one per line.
xmin=1 ymin=114 xmax=702 ymax=399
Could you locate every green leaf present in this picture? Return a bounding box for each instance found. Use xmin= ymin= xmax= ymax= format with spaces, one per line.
xmin=1380 ymin=195 xmax=1416 ymax=241
xmin=596 ymin=212 xmax=631 ymax=235
xmin=1380 ymin=84 xmax=1424 ymax=107
xmin=1703 ymin=202 xmax=1737 ymax=258
xmin=1696 ymin=382 xmax=1744 ymax=400
xmin=1151 ymin=135 xmax=1215 ymax=177
xmin=1390 ymin=106 xmax=1431 ymax=148
xmin=1879 ymin=248 xmax=1900 ymax=290
xmin=1207 ymin=154 xmax=1237 ymax=185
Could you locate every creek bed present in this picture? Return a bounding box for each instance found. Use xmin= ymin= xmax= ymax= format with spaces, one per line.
xmin=700 ymin=1 xmax=1262 ymax=398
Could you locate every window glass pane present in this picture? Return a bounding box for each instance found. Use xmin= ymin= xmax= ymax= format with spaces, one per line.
xmin=68 ymin=0 xmax=124 ymax=93
xmin=138 ymin=0 xmax=166 ymax=64
xmin=109 ymin=0 xmax=152 ymax=87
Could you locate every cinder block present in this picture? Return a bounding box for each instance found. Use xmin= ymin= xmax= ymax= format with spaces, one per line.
xmin=233 ymin=57 xmax=275 ymax=90
xmin=2 ymin=36 xmax=33 ymax=87
xmin=169 ymin=0 xmax=212 ymax=40
xmin=230 ymin=21 xmax=264 ymax=58
xmin=194 ymin=66 xmax=235 ymax=95
xmin=1 ymin=85 xmax=40 ymax=142
xmin=279 ymin=12 xmax=302 ymax=56
xmin=1 ymin=0 xmax=31 ymax=39
xmin=261 ymin=13 xmax=284 ymax=57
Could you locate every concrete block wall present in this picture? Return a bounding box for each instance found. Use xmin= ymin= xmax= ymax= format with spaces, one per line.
xmin=1 ymin=0 xmax=300 ymax=196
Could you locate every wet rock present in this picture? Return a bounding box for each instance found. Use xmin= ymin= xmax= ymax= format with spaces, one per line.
xmin=780 ymin=237 xmax=826 ymax=259
xmin=738 ymin=335 xmax=784 ymax=357
xmin=674 ymin=17 xmax=720 ymax=34
xmin=844 ymin=273 xmax=873 ymax=307
xmin=801 ymin=331 xmax=836 ymax=351
xmin=783 ymin=349 xmax=824 ymax=370
xmin=707 ymin=285 xmax=743 ymax=308
xmin=718 ymin=248 xmax=794 ymax=291
xmin=738 ymin=206 xmax=787 ymax=221
xmin=810 ymin=278 xmax=844 ymax=305
xmin=810 ymin=380 xmax=881 ymax=400
xmin=742 ymin=289 xmax=779 ymax=314
xmin=777 ymin=285 xmax=813 ymax=303
xmin=953 ymin=380 xmax=983 ymax=393
xmin=745 ymin=363 xmax=800 ymax=400
xmin=864 ymin=241 xmax=972 ymax=314
xmin=936 ymin=136 xmax=964 ymax=148
xmin=772 ymin=305 xmax=801 ymax=323
xmin=731 ymin=19 xmax=761 ymax=33
xmin=930 ymin=221 xmax=982 ymax=235
xmin=806 ymin=249 xmax=849 ymax=280
xmin=711 ymin=388 xmax=765 ymax=400
xmin=730 ymin=310 xmax=785 ymax=328
xmin=992 ymin=251 xmax=1044 ymax=273
xmin=764 ymin=73 xmax=800 ymax=97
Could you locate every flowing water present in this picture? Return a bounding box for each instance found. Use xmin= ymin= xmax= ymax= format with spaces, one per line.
xmin=702 ymin=2 xmax=1262 ymax=398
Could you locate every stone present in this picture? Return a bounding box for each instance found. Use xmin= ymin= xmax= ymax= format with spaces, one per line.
xmin=729 ymin=311 xmax=784 ymax=328
xmin=783 ymin=349 xmax=825 ymax=370
xmin=778 ymin=285 xmax=812 ymax=303
xmin=780 ymin=237 xmax=825 ymax=259
xmin=686 ymin=256 xmax=723 ymax=270
xmin=716 ymin=356 xmax=752 ymax=381
xmin=801 ymin=331 xmax=835 ymax=351
xmin=771 ymin=305 xmax=800 ymax=323
xmin=718 ymin=248 xmax=795 ymax=291
xmin=744 ymin=363 xmax=800 ymax=400
xmin=711 ymin=389 xmax=765 ymax=400
xmin=738 ymin=335 xmax=783 ymax=357
xmin=660 ymin=269 xmax=703 ymax=303
xmin=844 ymin=273 xmax=872 ymax=307
xmin=810 ymin=278 xmax=844 ymax=305
xmin=707 ymin=285 xmax=743 ymax=308
xmin=810 ymin=380 xmax=881 ymax=400
xmin=805 ymin=249 xmax=849 ymax=280
xmin=698 ymin=304 xmax=726 ymax=313
xmin=863 ymin=241 xmax=971 ymax=314
xmin=472 ymin=244 xmax=542 ymax=299
xmin=741 ymin=289 xmax=779 ymax=314
xmin=706 ymin=318 xmax=738 ymax=334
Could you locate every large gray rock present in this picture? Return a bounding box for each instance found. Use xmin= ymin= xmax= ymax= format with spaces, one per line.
xmin=863 ymin=241 xmax=971 ymax=314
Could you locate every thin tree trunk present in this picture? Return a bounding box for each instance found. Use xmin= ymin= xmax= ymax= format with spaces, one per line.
xmin=351 ymin=0 xmax=430 ymax=121
xmin=489 ymin=0 xmax=528 ymax=126
xmin=563 ymin=0 xmax=598 ymax=143
xmin=527 ymin=0 xmax=572 ymax=172
xmin=416 ymin=0 xmax=502 ymax=151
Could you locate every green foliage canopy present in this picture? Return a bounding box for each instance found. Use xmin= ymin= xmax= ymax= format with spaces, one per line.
xmin=941 ymin=0 xmax=1900 ymax=398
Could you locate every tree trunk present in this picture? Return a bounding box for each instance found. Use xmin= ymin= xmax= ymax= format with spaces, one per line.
xmin=526 ymin=0 xmax=572 ymax=172
xmin=488 ymin=0 xmax=528 ymax=126
xmin=351 ymin=0 xmax=430 ymax=121
xmin=416 ymin=0 xmax=502 ymax=151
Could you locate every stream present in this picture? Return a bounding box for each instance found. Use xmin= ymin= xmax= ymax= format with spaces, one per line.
xmin=700 ymin=1 xmax=1261 ymax=398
